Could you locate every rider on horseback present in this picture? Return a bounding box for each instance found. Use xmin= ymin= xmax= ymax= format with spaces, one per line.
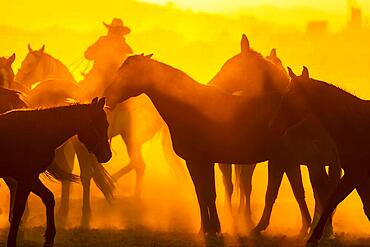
xmin=82 ymin=18 xmax=133 ymax=97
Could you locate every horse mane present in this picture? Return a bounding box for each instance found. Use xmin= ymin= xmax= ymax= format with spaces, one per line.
xmin=309 ymin=77 xmax=363 ymax=102
xmin=3 ymin=101 xmax=87 ymax=115
xmin=302 ymin=77 xmax=370 ymax=119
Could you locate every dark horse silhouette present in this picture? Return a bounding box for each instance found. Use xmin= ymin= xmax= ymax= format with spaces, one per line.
xmin=104 ymin=54 xmax=342 ymax=237
xmin=104 ymin=54 xmax=290 ymax=235
xmin=2 ymin=49 xmax=114 ymax=227
xmin=208 ymin=35 xmax=340 ymax=236
xmin=271 ymin=67 xmax=370 ymax=245
xmin=0 ymin=97 xmax=111 ymax=247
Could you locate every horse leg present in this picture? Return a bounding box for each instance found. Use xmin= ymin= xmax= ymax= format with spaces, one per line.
xmin=80 ymin=159 xmax=93 ymax=228
xmin=73 ymin=140 xmax=93 ymax=228
xmin=206 ymin=163 xmax=221 ymax=235
xmin=285 ymin=163 xmax=311 ymax=237
xmin=218 ymin=163 xmax=233 ymax=214
xmin=118 ymin=133 xmax=145 ymax=197
xmin=356 ymin=177 xmax=370 ymax=221
xmin=238 ymin=164 xmax=256 ymax=231
xmin=308 ymin=172 xmax=357 ymax=244
xmin=186 ymin=160 xmax=220 ymax=236
xmin=252 ymin=160 xmax=284 ymax=234
xmin=307 ymin=164 xmax=334 ymax=238
xmin=133 ymin=154 xmax=145 ymax=198
xmin=31 ymin=179 xmax=56 ymax=247
xmin=4 ymin=177 xmax=30 ymax=225
xmin=55 ymin=142 xmax=75 ymax=219
xmin=7 ymin=181 xmax=32 ymax=247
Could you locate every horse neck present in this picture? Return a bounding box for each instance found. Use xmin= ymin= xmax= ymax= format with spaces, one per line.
xmin=41 ymin=54 xmax=75 ymax=82
xmin=28 ymin=105 xmax=89 ymax=148
xmin=142 ymin=62 xmax=202 ymax=120
xmin=304 ymin=80 xmax=370 ymax=144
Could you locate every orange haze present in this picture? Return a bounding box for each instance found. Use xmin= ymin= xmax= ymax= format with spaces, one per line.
xmin=0 ymin=0 xmax=370 ymax=239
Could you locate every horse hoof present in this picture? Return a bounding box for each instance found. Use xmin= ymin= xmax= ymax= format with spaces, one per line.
xmin=298 ymin=228 xmax=309 ymax=239
xmin=306 ymin=239 xmax=319 ymax=247
xmin=43 ymin=241 xmax=54 ymax=247
xmin=249 ymin=228 xmax=262 ymax=237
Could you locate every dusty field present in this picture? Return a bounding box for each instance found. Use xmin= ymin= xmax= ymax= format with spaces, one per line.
xmin=1 ymin=227 xmax=370 ymax=247
xmin=0 ymin=196 xmax=369 ymax=247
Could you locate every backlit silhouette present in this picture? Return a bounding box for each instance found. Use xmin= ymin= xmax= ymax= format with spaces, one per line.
xmin=208 ymin=35 xmax=340 ymax=236
xmin=271 ymin=67 xmax=370 ymax=245
xmin=104 ymin=54 xmax=286 ymax=235
xmin=0 ymin=54 xmax=16 ymax=89
xmin=4 ymin=50 xmax=114 ymax=226
xmin=81 ymin=18 xmax=133 ymax=97
xmin=14 ymin=44 xmax=183 ymax=219
xmin=0 ymin=97 xmax=111 ymax=247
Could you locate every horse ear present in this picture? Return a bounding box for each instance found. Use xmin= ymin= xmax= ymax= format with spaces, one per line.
xmin=97 ymin=97 xmax=106 ymax=108
xmin=287 ymin=67 xmax=297 ymax=78
xmin=302 ymin=66 xmax=309 ymax=78
xmin=40 ymin=45 xmax=45 ymax=52
xmin=241 ymin=34 xmax=250 ymax=54
xmin=7 ymin=53 xmax=16 ymax=66
xmin=270 ymin=48 xmax=277 ymax=58
xmin=28 ymin=44 xmax=33 ymax=52
xmin=145 ymin=54 xmax=153 ymax=58
xmin=91 ymin=97 xmax=98 ymax=104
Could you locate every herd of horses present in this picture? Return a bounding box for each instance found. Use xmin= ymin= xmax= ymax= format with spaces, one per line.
xmin=0 ymin=34 xmax=369 ymax=246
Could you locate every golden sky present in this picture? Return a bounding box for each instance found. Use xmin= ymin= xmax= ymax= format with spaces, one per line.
xmin=142 ymin=0 xmax=370 ymax=13
xmin=1 ymin=0 xmax=369 ymax=31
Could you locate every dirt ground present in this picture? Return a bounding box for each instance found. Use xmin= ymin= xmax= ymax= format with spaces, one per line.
xmin=1 ymin=227 xmax=370 ymax=247
xmin=0 ymin=197 xmax=369 ymax=247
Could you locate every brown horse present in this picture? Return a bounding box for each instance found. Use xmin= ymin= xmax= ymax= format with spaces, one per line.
xmin=104 ymin=53 xmax=341 ymax=237
xmin=104 ymin=54 xmax=287 ymax=235
xmin=0 ymin=98 xmax=111 ymax=247
xmin=271 ymin=67 xmax=370 ymax=245
xmin=0 ymin=54 xmax=16 ymax=89
xmin=215 ymin=47 xmax=287 ymax=231
xmin=208 ymin=35 xmax=340 ymax=236
xmin=6 ymin=48 xmax=114 ymax=226
xmin=16 ymin=45 xmax=184 ymax=203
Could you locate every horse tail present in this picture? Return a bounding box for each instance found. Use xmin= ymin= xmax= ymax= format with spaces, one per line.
xmin=44 ymin=162 xmax=80 ymax=183
xmin=91 ymin=162 xmax=115 ymax=201
xmin=234 ymin=165 xmax=243 ymax=197
xmin=158 ymin=124 xmax=188 ymax=181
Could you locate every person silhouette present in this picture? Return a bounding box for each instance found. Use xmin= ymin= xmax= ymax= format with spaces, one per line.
xmin=81 ymin=18 xmax=133 ymax=97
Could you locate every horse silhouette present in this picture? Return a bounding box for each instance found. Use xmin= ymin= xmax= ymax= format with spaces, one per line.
xmin=0 ymin=97 xmax=111 ymax=247
xmin=271 ymin=67 xmax=370 ymax=245
xmin=0 ymin=54 xmax=16 ymax=89
xmin=0 ymin=87 xmax=79 ymax=226
xmin=214 ymin=47 xmax=288 ymax=231
xmin=104 ymin=52 xmax=342 ymax=236
xmin=104 ymin=54 xmax=289 ymax=235
xmin=208 ymin=35 xmax=340 ymax=236
xmin=5 ymin=48 xmax=114 ymax=226
xmin=15 ymin=45 xmax=185 ymax=209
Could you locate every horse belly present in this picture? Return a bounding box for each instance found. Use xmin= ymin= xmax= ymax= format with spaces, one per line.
xmin=170 ymin=125 xmax=273 ymax=164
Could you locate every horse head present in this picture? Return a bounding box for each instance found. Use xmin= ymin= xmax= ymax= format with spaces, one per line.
xmin=104 ymin=54 xmax=153 ymax=108
xmin=209 ymin=34 xmax=289 ymax=96
xmin=270 ymin=66 xmax=312 ymax=135
xmin=78 ymin=97 xmax=112 ymax=163
xmin=0 ymin=53 xmax=16 ymax=88
xmin=15 ymin=44 xmax=49 ymax=89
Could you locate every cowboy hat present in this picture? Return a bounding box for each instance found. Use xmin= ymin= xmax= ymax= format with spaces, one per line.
xmin=103 ymin=18 xmax=130 ymax=35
